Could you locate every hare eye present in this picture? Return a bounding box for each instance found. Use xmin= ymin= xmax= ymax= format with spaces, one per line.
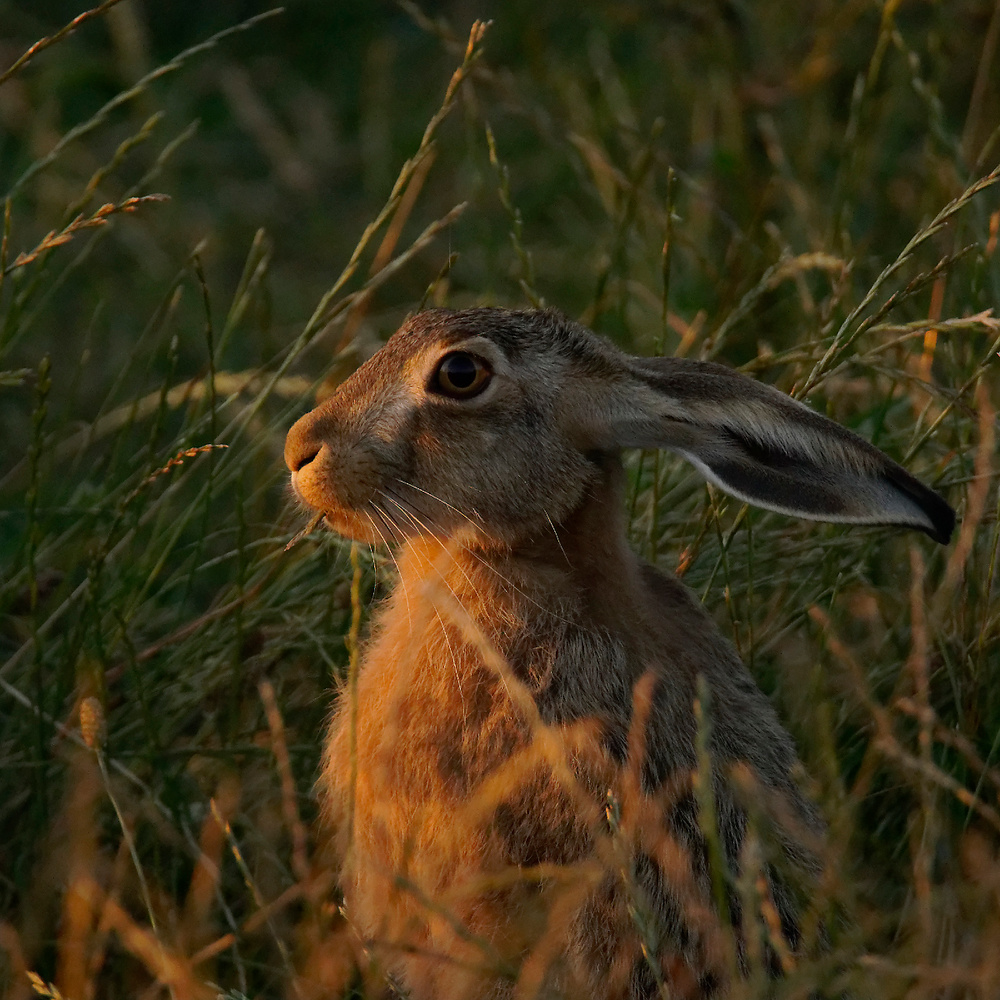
xmin=431 ymin=351 xmax=492 ymax=399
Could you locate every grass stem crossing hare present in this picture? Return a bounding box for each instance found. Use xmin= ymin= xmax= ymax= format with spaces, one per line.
xmin=284 ymin=308 xmax=954 ymax=998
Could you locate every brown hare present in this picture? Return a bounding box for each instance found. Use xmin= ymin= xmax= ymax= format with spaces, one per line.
xmin=284 ymin=308 xmax=953 ymax=999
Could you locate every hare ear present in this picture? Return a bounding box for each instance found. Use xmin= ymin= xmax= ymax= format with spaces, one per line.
xmin=573 ymin=355 xmax=954 ymax=543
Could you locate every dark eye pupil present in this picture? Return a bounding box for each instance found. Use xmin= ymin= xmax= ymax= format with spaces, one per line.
xmin=443 ymin=354 xmax=478 ymax=388
xmin=431 ymin=351 xmax=491 ymax=399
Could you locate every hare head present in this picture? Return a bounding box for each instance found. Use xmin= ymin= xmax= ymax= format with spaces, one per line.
xmin=285 ymin=307 xmax=954 ymax=550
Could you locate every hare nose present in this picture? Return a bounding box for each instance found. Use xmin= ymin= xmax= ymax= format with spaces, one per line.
xmin=284 ymin=416 xmax=324 ymax=473
xmin=288 ymin=443 xmax=320 ymax=472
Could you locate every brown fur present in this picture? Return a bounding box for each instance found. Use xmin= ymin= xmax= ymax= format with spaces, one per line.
xmin=284 ymin=307 xmax=952 ymax=998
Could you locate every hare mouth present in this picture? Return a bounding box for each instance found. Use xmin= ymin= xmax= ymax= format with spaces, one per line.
xmin=286 ymin=481 xmax=483 ymax=548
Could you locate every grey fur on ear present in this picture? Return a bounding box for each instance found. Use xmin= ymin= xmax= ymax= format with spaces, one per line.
xmin=576 ymin=354 xmax=955 ymax=544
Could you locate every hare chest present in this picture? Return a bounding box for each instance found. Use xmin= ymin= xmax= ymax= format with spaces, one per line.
xmin=320 ymin=548 xmax=686 ymax=996
xmin=318 ymin=542 xmax=765 ymax=998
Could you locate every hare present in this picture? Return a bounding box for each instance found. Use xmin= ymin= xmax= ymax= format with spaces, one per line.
xmin=284 ymin=307 xmax=954 ymax=999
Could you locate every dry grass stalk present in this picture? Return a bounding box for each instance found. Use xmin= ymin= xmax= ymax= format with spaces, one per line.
xmin=334 ymin=146 xmax=439 ymax=355
xmin=1 ymin=924 xmax=31 ymax=1000
xmin=259 ymin=681 xmax=310 ymax=884
xmin=177 ymin=776 xmax=240 ymax=965
xmin=97 ymin=892 xmax=216 ymax=1000
xmin=894 ymin=697 xmax=1000 ymax=796
xmin=208 ymin=799 xmax=292 ymax=970
xmin=0 ymin=0 xmax=126 ymax=86
xmin=6 ymin=4 xmax=999 ymax=998
xmin=14 ymin=747 xmax=245 ymax=1000
xmin=54 ymin=750 xmax=102 ymax=1000
xmin=907 ymin=545 xmax=934 ymax=950
xmin=941 ymin=380 xmax=995 ymax=596
xmin=4 ymin=196 xmax=168 ymax=275
xmin=810 ymin=604 xmax=1000 ymax=836
xmin=25 ymin=974 xmax=66 ymax=1000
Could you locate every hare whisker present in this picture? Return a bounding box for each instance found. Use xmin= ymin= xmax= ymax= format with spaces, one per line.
xmin=432 ymin=605 xmax=468 ymax=727
xmin=544 ymin=511 xmax=571 ymax=567
xmin=369 ymin=500 xmax=471 ymax=721
xmin=391 ymin=479 xmax=581 ymax=630
xmin=366 ymin=504 xmax=412 ymax=628
xmin=380 ymin=485 xmax=504 ymax=624
xmin=376 ymin=486 xmax=436 ymax=536
xmin=393 ymin=477 xmax=482 ymax=531
xmin=378 ymin=488 xmax=486 ymax=625
xmin=379 ymin=490 xmax=526 ymax=664
xmin=367 ymin=498 xmax=405 ymax=548
xmin=376 ymin=489 xmax=488 ymax=720
xmin=358 ymin=515 xmax=384 ymax=610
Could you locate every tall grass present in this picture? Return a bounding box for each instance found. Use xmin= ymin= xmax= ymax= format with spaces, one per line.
xmin=0 ymin=1 xmax=997 ymax=997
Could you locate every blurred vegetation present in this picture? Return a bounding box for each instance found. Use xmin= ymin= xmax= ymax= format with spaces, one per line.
xmin=0 ymin=0 xmax=998 ymax=997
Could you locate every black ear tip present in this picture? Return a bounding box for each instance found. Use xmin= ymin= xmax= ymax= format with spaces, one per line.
xmin=924 ymin=493 xmax=956 ymax=545
xmin=883 ymin=465 xmax=955 ymax=544
xmin=909 ymin=481 xmax=955 ymax=544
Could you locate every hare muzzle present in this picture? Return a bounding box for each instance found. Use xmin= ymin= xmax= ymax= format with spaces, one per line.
xmin=285 ymin=409 xmax=384 ymax=535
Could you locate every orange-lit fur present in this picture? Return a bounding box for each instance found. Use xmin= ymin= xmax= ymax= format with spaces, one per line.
xmin=321 ymin=462 xmax=726 ymax=997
